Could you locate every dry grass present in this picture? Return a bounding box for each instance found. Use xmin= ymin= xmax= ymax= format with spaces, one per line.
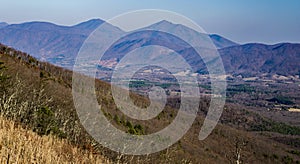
xmin=0 ymin=116 xmax=109 ymax=163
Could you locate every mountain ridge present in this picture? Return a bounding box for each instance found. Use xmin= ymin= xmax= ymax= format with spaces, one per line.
xmin=0 ymin=22 xmax=8 ymax=29
xmin=0 ymin=19 xmax=299 ymax=77
xmin=219 ymin=42 xmax=300 ymax=76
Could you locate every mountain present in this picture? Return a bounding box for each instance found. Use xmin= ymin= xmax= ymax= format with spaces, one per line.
xmin=0 ymin=22 xmax=8 ymax=29
xmin=72 ymin=19 xmax=104 ymax=30
xmin=143 ymin=20 xmax=238 ymax=49
xmin=0 ymin=19 xmax=236 ymax=67
xmin=0 ymin=19 xmax=299 ymax=77
xmin=98 ymin=20 xmax=237 ymax=75
xmin=210 ymin=34 xmax=239 ymax=49
xmin=94 ymin=20 xmax=300 ymax=78
xmin=220 ymin=43 xmax=300 ymax=77
xmin=0 ymin=19 xmax=108 ymax=68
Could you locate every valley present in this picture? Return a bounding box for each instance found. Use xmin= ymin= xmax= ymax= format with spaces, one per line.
xmin=0 ymin=19 xmax=299 ymax=163
xmin=1 ymin=40 xmax=300 ymax=163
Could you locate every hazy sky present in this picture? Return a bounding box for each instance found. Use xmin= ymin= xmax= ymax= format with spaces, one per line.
xmin=0 ymin=0 xmax=299 ymax=44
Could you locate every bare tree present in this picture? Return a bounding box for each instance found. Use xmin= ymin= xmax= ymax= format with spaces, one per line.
xmin=226 ymin=137 xmax=248 ymax=164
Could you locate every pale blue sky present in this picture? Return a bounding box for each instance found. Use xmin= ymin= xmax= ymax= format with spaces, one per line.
xmin=0 ymin=0 xmax=299 ymax=44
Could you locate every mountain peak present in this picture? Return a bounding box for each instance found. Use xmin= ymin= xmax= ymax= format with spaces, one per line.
xmin=148 ymin=20 xmax=186 ymax=29
xmin=155 ymin=20 xmax=175 ymax=25
xmin=73 ymin=19 xmax=104 ymax=29
xmin=146 ymin=21 xmax=238 ymax=49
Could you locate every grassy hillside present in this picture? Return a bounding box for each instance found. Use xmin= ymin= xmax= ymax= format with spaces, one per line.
xmin=1 ymin=43 xmax=300 ymax=163
xmin=0 ymin=116 xmax=109 ymax=163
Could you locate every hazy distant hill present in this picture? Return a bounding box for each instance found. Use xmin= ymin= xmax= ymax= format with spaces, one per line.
xmin=93 ymin=20 xmax=300 ymax=77
xmin=220 ymin=43 xmax=300 ymax=76
xmin=0 ymin=22 xmax=8 ymax=29
xmin=0 ymin=20 xmax=236 ymax=66
xmin=142 ymin=20 xmax=238 ymax=49
xmin=0 ymin=19 xmax=299 ymax=77
xmin=0 ymin=19 xmax=105 ymax=68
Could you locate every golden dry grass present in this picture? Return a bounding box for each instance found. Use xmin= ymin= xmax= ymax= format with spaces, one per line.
xmin=0 ymin=116 xmax=109 ymax=164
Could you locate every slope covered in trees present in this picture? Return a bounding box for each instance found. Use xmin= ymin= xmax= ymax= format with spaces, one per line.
xmin=0 ymin=44 xmax=300 ymax=163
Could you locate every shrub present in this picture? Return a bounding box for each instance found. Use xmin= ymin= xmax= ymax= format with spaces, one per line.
xmin=114 ymin=115 xmax=121 ymax=125
xmin=124 ymin=121 xmax=144 ymax=135
xmin=33 ymin=106 xmax=59 ymax=136
xmin=134 ymin=124 xmax=144 ymax=135
xmin=126 ymin=121 xmax=133 ymax=129
xmin=289 ymin=150 xmax=300 ymax=156
xmin=282 ymin=155 xmax=293 ymax=164
xmin=268 ymin=96 xmax=294 ymax=105
xmin=127 ymin=127 xmax=136 ymax=135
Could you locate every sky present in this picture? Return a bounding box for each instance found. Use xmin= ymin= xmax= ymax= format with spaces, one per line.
xmin=0 ymin=0 xmax=299 ymax=44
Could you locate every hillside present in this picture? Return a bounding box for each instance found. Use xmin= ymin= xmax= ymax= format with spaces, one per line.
xmin=0 ymin=22 xmax=8 ymax=29
xmin=0 ymin=116 xmax=109 ymax=163
xmin=1 ymin=44 xmax=300 ymax=163
xmin=210 ymin=34 xmax=238 ymax=49
xmin=220 ymin=43 xmax=300 ymax=76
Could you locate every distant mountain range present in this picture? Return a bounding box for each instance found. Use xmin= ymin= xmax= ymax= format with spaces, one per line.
xmin=220 ymin=43 xmax=300 ymax=77
xmin=0 ymin=19 xmax=105 ymax=68
xmin=0 ymin=19 xmax=299 ymax=77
